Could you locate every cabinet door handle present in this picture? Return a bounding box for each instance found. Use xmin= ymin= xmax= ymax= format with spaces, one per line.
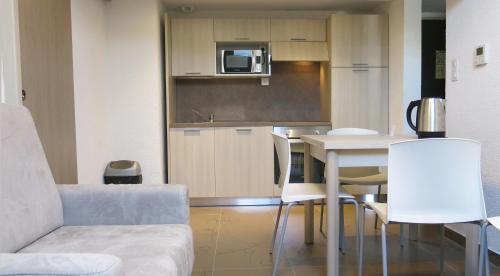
xmin=184 ymin=129 xmax=201 ymax=134
xmin=290 ymin=38 xmax=307 ymax=41
xmin=352 ymin=63 xmax=369 ymax=66
xmin=235 ymin=37 xmax=250 ymax=41
xmin=352 ymin=69 xmax=369 ymax=72
xmin=185 ymin=72 xmax=201 ymax=75
xmin=235 ymin=128 xmax=253 ymax=133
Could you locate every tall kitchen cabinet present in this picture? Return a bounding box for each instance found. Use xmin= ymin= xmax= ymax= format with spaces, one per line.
xmin=329 ymin=14 xmax=389 ymax=133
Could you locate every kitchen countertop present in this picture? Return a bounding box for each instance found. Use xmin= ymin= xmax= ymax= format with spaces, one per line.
xmin=170 ymin=121 xmax=332 ymax=128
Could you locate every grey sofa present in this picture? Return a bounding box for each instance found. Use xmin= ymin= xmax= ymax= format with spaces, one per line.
xmin=0 ymin=104 xmax=194 ymax=275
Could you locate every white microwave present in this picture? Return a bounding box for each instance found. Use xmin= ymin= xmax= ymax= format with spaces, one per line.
xmin=216 ymin=44 xmax=270 ymax=75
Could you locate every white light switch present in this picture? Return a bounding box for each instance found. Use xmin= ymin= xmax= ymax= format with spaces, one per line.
xmin=474 ymin=45 xmax=488 ymax=66
xmin=452 ymin=58 xmax=459 ymax=81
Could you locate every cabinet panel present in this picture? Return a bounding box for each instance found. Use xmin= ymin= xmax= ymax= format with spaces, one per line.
xmin=214 ymin=127 xmax=274 ymax=197
xmin=214 ymin=18 xmax=270 ymax=42
xmin=271 ymin=19 xmax=326 ymax=42
xmin=330 ymin=15 xmax=388 ymax=67
xmin=271 ymin=42 xmax=329 ymax=61
xmin=171 ymin=18 xmax=215 ymax=76
xmin=169 ymin=128 xmax=216 ymax=197
xmin=331 ymin=68 xmax=388 ymax=134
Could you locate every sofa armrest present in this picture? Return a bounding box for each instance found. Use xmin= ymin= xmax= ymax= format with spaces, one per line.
xmin=0 ymin=253 xmax=122 ymax=276
xmin=58 ymin=184 xmax=189 ymax=226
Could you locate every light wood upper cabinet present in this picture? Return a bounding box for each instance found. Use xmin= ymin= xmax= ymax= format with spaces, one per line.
xmin=331 ymin=68 xmax=389 ymax=134
xmin=214 ymin=127 xmax=274 ymax=197
xmin=169 ymin=128 xmax=216 ymax=197
xmin=272 ymin=42 xmax=329 ymax=61
xmin=330 ymin=15 xmax=388 ymax=67
xmin=271 ymin=19 xmax=326 ymax=42
xmin=171 ymin=18 xmax=215 ymax=76
xmin=214 ymin=18 xmax=270 ymax=42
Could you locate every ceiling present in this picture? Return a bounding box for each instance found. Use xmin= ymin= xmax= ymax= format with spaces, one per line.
xmin=162 ymin=0 xmax=389 ymax=12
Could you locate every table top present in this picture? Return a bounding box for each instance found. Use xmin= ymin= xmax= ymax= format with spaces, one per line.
xmin=300 ymin=135 xmax=415 ymax=150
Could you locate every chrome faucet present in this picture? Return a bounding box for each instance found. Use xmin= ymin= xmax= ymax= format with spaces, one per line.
xmin=191 ymin=109 xmax=215 ymax=123
xmin=209 ymin=113 xmax=215 ymax=123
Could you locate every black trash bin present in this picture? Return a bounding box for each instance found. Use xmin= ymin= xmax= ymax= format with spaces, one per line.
xmin=104 ymin=160 xmax=142 ymax=184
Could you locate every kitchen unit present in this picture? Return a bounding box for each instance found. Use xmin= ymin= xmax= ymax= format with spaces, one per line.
xmin=165 ymin=13 xmax=389 ymax=199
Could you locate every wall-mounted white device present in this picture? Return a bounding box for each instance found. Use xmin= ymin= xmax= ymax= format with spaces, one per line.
xmin=474 ymin=45 xmax=488 ymax=66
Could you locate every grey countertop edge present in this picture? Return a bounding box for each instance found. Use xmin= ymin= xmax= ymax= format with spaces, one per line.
xmin=170 ymin=121 xmax=332 ymax=128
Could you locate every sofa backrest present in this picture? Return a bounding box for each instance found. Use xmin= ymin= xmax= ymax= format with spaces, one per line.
xmin=0 ymin=104 xmax=64 ymax=252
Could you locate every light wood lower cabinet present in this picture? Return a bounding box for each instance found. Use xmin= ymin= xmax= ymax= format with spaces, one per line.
xmin=331 ymin=68 xmax=389 ymax=134
xmin=214 ymin=127 xmax=274 ymax=197
xmin=169 ymin=128 xmax=216 ymax=197
xmin=169 ymin=126 xmax=274 ymax=198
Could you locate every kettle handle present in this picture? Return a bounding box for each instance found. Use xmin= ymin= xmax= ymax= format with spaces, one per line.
xmin=406 ymin=100 xmax=420 ymax=132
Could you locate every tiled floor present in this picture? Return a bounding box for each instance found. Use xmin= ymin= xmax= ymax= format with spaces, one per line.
xmin=191 ymin=204 xmax=499 ymax=275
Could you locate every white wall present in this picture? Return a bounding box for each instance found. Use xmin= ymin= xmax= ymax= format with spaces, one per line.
xmin=376 ymin=0 xmax=422 ymax=135
xmin=71 ymin=0 xmax=109 ymax=184
xmin=0 ymin=0 xmax=22 ymax=105
xmin=446 ymin=0 xmax=500 ymax=253
xmin=71 ymin=0 xmax=165 ymax=184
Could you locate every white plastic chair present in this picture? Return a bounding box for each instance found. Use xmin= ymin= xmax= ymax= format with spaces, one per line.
xmin=321 ymin=128 xmax=388 ymax=234
xmin=270 ymin=133 xmax=359 ymax=276
xmin=360 ymin=138 xmax=487 ymax=276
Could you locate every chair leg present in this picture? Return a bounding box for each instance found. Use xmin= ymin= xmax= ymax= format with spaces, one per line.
xmin=269 ymin=200 xmax=284 ymax=254
xmin=439 ymin=224 xmax=445 ymax=275
xmin=485 ymin=226 xmax=491 ymax=276
xmin=375 ymin=184 xmax=382 ymax=229
xmin=479 ymin=222 xmax=491 ymax=276
xmin=272 ymin=202 xmax=297 ymax=276
xmin=342 ymin=198 xmax=359 ymax=258
xmin=381 ymin=223 xmax=388 ymax=276
xmin=400 ymin=224 xmax=405 ymax=247
xmin=320 ymin=198 xmax=325 ymax=235
xmin=340 ymin=202 xmax=345 ymax=253
xmin=359 ymin=205 xmax=366 ymax=276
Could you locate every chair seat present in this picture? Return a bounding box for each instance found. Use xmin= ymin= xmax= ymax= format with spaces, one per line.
xmin=366 ymin=202 xmax=389 ymax=224
xmin=488 ymin=216 xmax=500 ymax=230
xmin=340 ymin=173 xmax=387 ymax=186
xmin=19 ymin=224 xmax=194 ymax=276
xmin=283 ymin=183 xmax=354 ymax=203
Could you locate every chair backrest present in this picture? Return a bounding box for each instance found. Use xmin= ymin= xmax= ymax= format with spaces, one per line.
xmin=0 ymin=104 xmax=64 ymax=253
xmin=387 ymin=139 xmax=486 ymax=224
xmin=272 ymin=133 xmax=291 ymax=192
xmin=328 ymin=128 xmax=381 ymax=177
xmin=327 ymin=128 xmax=379 ymax=136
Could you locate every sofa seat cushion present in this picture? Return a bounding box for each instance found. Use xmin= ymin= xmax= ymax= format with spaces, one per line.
xmin=19 ymin=224 xmax=194 ymax=276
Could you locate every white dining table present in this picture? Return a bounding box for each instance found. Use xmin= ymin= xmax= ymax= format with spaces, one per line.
xmin=300 ymin=134 xmax=481 ymax=276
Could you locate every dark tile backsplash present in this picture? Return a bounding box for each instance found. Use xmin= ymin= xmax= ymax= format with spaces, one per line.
xmin=174 ymin=62 xmax=322 ymax=123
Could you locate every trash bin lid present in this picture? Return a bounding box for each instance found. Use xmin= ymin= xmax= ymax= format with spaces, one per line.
xmin=105 ymin=160 xmax=141 ymax=177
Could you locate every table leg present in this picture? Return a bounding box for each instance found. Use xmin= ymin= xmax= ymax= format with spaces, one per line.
xmin=326 ymin=150 xmax=339 ymax=276
xmin=304 ymin=143 xmax=314 ymax=244
xmin=409 ymin=225 xmax=419 ymax=241
xmin=465 ymin=223 xmax=480 ymax=276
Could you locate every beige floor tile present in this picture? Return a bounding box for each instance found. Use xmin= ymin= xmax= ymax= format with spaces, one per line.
xmin=191 ymin=204 xmax=500 ymax=275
